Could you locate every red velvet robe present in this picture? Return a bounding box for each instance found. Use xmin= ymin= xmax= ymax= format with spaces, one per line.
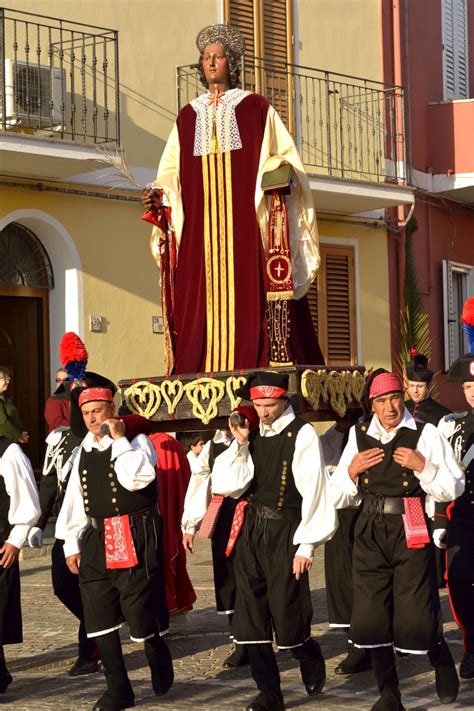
xmin=172 ymin=93 xmax=323 ymax=374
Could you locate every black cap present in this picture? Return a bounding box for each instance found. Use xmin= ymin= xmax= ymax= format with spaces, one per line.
xmin=235 ymin=371 xmax=289 ymax=401
xmin=405 ymin=354 xmax=433 ymax=383
xmin=447 ymin=354 xmax=474 ymax=383
xmin=69 ymin=371 xmax=117 ymax=438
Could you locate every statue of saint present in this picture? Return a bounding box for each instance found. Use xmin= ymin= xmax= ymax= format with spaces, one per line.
xmin=143 ymin=24 xmax=323 ymax=375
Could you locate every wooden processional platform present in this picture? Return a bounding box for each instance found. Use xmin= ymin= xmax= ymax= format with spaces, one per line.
xmin=118 ymin=365 xmax=366 ymax=433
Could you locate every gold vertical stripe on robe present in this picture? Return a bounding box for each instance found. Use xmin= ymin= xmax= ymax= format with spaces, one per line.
xmin=216 ymin=148 xmax=228 ymax=370
xmin=201 ymin=154 xmax=213 ymax=373
xmin=225 ymin=150 xmax=235 ymax=370
xmin=208 ymin=152 xmax=220 ymax=371
xmin=201 ymin=148 xmax=235 ymax=372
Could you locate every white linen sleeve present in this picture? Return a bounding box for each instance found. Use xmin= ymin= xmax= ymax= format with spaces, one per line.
xmin=181 ymin=441 xmax=212 ymax=535
xmin=1 ymin=444 xmax=40 ymax=549
xmin=112 ymin=434 xmax=157 ymax=491
xmin=55 ymin=455 xmax=89 ymax=558
xmin=328 ymin=426 xmax=362 ymax=509
xmin=414 ymin=424 xmax=465 ymax=501
xmin=211 ymin=439 xmax=254 ymax=497
xmin=292 ymin=425 xmax=338 ymax=559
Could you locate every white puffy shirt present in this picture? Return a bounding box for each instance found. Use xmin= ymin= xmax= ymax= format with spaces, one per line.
xmin=56 ymin=431 xmax=157 ymax=558
xmin=329 ymin=408 xmax=465 ymax=509
xmin=0 ymin=443 xmax=40 ymax=549
xmin=211 ymin=406 xmax=338 ymax=560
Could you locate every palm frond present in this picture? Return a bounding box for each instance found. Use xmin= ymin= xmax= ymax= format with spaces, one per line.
xmin=396 ymin=218 xmax=435 ymax=394
xmin=93 ymin=143 xmax=143 ymax=190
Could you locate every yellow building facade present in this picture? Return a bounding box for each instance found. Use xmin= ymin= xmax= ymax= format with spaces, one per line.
xmin=0 ymin=0 xmax=413 ymax=464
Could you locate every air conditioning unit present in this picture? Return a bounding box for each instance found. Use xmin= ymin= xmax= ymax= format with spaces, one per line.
xmin=3 ymin=58 xmax=65 ymax=128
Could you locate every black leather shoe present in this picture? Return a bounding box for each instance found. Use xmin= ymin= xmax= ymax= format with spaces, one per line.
xmin=245 ymin=691 xmax=285 ymax=711
xmin=301 ymin=656 xmax=326 ymax=696
xmin=431 ymin=644 xmax=459 ymax=704
xmin=223 ymin=645 xmax=249 ymax=668
xmin=0 ymin=672 xmax=12 ymax=693
xmin=92 ymin=691 xmax=135 ymax=710
xmin=460 ymin=651 xmax=474 ymax=679
xmin=370 ymin=687 xmax=405 ymax=711
xmin=147 ymin=640 xmax=174 ymax=696
xmin=335 ymin=649 xmax=371 ymax=675
xmin=69 ymin=657 xmax=101 ymax=676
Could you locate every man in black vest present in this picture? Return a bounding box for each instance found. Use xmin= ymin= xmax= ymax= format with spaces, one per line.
xmin=440 ymin=300 xmax=474 ymax=678
xmin=212 ymin=372 xmax=337 ymax=711
xmin=0 ymin=436 xmax=40 ymax=694
xmin=404 ymin=353 xmax=452 ymax=588
xmin=330 ymin=370 xmax=463 ymax=711
xmin=182 ymin=407 xmax=259 ymax=669
xmin=56 ymin=374 xmax=173 ymax=711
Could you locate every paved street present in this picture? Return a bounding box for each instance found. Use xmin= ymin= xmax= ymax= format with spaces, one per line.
xmin=1 ymin=540 xmax=473 ymax=710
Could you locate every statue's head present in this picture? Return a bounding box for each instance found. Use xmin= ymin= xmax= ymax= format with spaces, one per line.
xmin=195 ymin=24 xmax=245 ymax=89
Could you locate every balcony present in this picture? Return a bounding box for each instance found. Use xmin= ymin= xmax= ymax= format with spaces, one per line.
xmin=0 ymin=7 xmax=120 ymax=181
xmin=426 ymin=99 xmax=474 ymax=205
xmin=177 ymin=56 xmax=414 ymax=214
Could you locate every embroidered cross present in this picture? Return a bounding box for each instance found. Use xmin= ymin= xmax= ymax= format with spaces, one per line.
xmin=207 ymin=91 xmax=224 ymax=107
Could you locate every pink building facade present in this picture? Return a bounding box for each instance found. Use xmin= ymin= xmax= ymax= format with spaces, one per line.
xmin=382 ymin=0 xmax=474 ymax=410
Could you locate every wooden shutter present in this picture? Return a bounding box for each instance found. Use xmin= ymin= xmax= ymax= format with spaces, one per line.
xmin=225 ymin=0 xmax=255 ymax=57
xmin=225 ymin=0 xmax=293 ymax=127
xmin=261 ymin=0 xmax=291 ymax=124
xmin=442 ymin=0 xmax=469 ymax=100
xmin=307 ymin=245 xmax=357 ymax=366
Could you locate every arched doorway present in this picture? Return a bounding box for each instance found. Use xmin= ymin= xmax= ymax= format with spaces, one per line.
xmin=0 ymin=222 xmax=53 ymax=472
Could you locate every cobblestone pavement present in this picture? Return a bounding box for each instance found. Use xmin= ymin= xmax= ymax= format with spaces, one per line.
xmin=0 ymin=539 xmax=472 ymax=710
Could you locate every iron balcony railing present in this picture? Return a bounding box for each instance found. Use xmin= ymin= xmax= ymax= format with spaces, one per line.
xmin=0 ymin=7 xmax=120 ymax=144
xmin=177 ymin=56 xmax=406 ymax=185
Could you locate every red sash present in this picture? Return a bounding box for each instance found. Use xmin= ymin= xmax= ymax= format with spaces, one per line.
xmin=402 ymin=497 xmax=430 ymax=548
xmin=198 ymin=495 xmax=224 ymax=538
xmin=225 ymin=500 xmax=249 ymax=557
xmin=104 ymin=515 xmax=138 ymax=569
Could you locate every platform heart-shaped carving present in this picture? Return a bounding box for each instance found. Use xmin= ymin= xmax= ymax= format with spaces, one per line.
xmin=160 ymin=379 xmax=185 ymax=415
xmin=226 ymin=376 xmax=247 ymax=411
xmin=184 ymin=378 xmax=225 ymax=424
xmin=125 ymin=381 xmax=162 ymax=419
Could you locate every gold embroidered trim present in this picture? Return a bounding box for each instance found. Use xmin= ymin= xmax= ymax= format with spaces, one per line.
xmin=209 ymin=151 xmax=220 ymax=371
xmin=202 ymin=154 xmax=213 ymax=373
xmin=267 ymin=290 xmax=293 ymax=301
xmin=225 ymin=150 xmax=235 ymax=370
xmin=217 ymin=148 xmax=227 ymax=370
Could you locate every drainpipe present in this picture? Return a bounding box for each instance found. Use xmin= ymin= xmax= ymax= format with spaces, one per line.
xmin=391 ymin=0 xmax=407 ymax=363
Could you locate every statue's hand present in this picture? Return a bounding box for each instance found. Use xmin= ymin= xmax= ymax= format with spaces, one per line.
xmin=141 ymin=188 xmax=163 ymax=211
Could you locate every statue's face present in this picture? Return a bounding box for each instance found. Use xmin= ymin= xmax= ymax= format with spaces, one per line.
xmin=202 ymin=43 xmax=229 ymax=86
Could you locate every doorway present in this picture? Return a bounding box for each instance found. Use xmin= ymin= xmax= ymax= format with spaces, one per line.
xmin=0 ymin=222 xmax=53 ymax=473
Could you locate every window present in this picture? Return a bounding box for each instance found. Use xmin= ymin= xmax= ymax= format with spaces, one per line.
xmin=442 ymin=259 xmax=474 ymax=369
xmin=307 ymin=244 xmax=357 ymax=365
xmin=442 ymin=0 xmax=469 ymax=100
xmin=0 ymin=222 xmax=54 ymax=288
xmin=224 ymin=0 xmax=294 ymax=127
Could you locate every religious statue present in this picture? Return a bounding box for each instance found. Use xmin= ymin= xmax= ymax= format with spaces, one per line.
xmin=142 ymin=24 xmax=323 ymax=375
